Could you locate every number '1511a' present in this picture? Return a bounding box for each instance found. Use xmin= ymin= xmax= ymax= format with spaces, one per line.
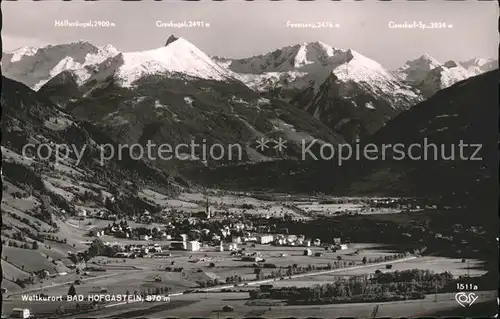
xmin=457 ymin=283 xmax=478 ymax=290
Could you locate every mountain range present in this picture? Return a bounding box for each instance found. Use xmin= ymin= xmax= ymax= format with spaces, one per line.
xmin=395 ymin=54 xmax=497 ymax=98
xmin=3 ymin=36 xmax=495 ymax=149
xmin=4 ymin=37 xmax=494 ymax=98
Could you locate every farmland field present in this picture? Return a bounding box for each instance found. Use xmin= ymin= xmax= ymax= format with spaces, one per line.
xmin=1 ymin=247 xmax=60 ymax=273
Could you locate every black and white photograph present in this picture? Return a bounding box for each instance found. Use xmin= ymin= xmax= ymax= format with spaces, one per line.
xmin=1 ymin=1 xmax=498 ymax=318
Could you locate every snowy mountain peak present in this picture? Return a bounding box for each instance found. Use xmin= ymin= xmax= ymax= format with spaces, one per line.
xmin=291 ymin=41 xmax=341 ymax=68
xmin=332 ymin=49 xmax=409 ymax=88
xmin=406 ymin=54 xmax=441 ymax=70
xmin=2 ymin=41 xmax=121 ymax=90
xmin=98 ymin=37 xmax=234 ymax=87
xmin=418 ymin=53 xmax=439 ymax=62
xmin=396 ymin=54 xmax=442 ymax=85
xmin=165 ymin=35 xmax=179 ymax=46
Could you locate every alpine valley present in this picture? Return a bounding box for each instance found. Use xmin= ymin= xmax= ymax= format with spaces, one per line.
xmin=1 ymin=31 xmax=499 ymax=319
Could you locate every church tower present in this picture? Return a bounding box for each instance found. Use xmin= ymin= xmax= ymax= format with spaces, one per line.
xmin=205 ymin=197 xmax=211 ymax=219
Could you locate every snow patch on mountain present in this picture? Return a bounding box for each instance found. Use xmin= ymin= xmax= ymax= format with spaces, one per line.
xmin=154 ymin=100 xmax=169 ymax=109
xmin=9 ymin=46 xmax=39 ymax=63
xmin=257 ymin=97 xmax=270 ymax=106
xmin=184 ymin=96 xmax=194 ymax=107
xmin=365 ymin=102 xmax=375 ymax=109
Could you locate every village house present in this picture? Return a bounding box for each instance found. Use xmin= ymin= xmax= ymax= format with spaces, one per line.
xmin=187 ymin=241 xmax=201 ymax=251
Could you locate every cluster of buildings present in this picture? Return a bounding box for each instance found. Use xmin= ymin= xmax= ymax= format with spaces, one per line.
xmin=79 ymin=208 xmax=118 ymax=221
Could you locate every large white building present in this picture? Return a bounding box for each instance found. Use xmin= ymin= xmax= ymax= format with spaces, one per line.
xmin=258 ymin=234 xmax=274 ymax=244
xmin=187 ymin=241 xmax=200 ymax=252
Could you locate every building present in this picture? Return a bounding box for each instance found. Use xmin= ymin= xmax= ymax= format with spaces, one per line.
xmin=339 ymin=244 xmax=348 ymax=250
xmin=258 ymin=234 xmax=274 ymax=244
xmin=333 ymin=237 xmax=342 ymax=244
xmin=313 ymin=238 xmax=321 ymax=246
xmin=11 ymin=308 xmax=31 ymax=319
xmin=139 ymin=235 xmax=151 ymax=241
xmin=304 ymin=240 xmax=311 ymax=247
xmin=90 ymin=229 xmax=104 ymax=237
xmin=187 ymin=241 xmax=200 ymax=252
xmin=232 ymin=236 xmax=242 ymax=244
xmin=77 ymin=210 xmax=87 ymax=218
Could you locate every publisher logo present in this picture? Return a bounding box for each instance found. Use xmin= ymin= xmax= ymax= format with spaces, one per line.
xmin=455 ymin=292 xmax=478 ymax=307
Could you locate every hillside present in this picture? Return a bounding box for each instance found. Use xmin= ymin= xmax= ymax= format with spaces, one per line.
xmin=1 ymin=76 xmax=178 ymax=288
xmin=39 ymin=65 xmax=345 ymax=167
xmin=189 ymin=70 xmax=499 ymax=206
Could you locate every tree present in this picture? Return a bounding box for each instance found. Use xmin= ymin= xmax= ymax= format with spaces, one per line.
xmin=56 ymin=305 xmax=65 ymax=315
xmin=68 ymin=284 xmax=77 ymax=296
xmin=256 ymin=271 xmax=264 ymax=280
xmin=88 ymin=238 xmax=106 ymax=258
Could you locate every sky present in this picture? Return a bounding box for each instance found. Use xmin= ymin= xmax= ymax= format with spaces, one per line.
xmin=2 ymin=1 xmax=498 ymax=69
